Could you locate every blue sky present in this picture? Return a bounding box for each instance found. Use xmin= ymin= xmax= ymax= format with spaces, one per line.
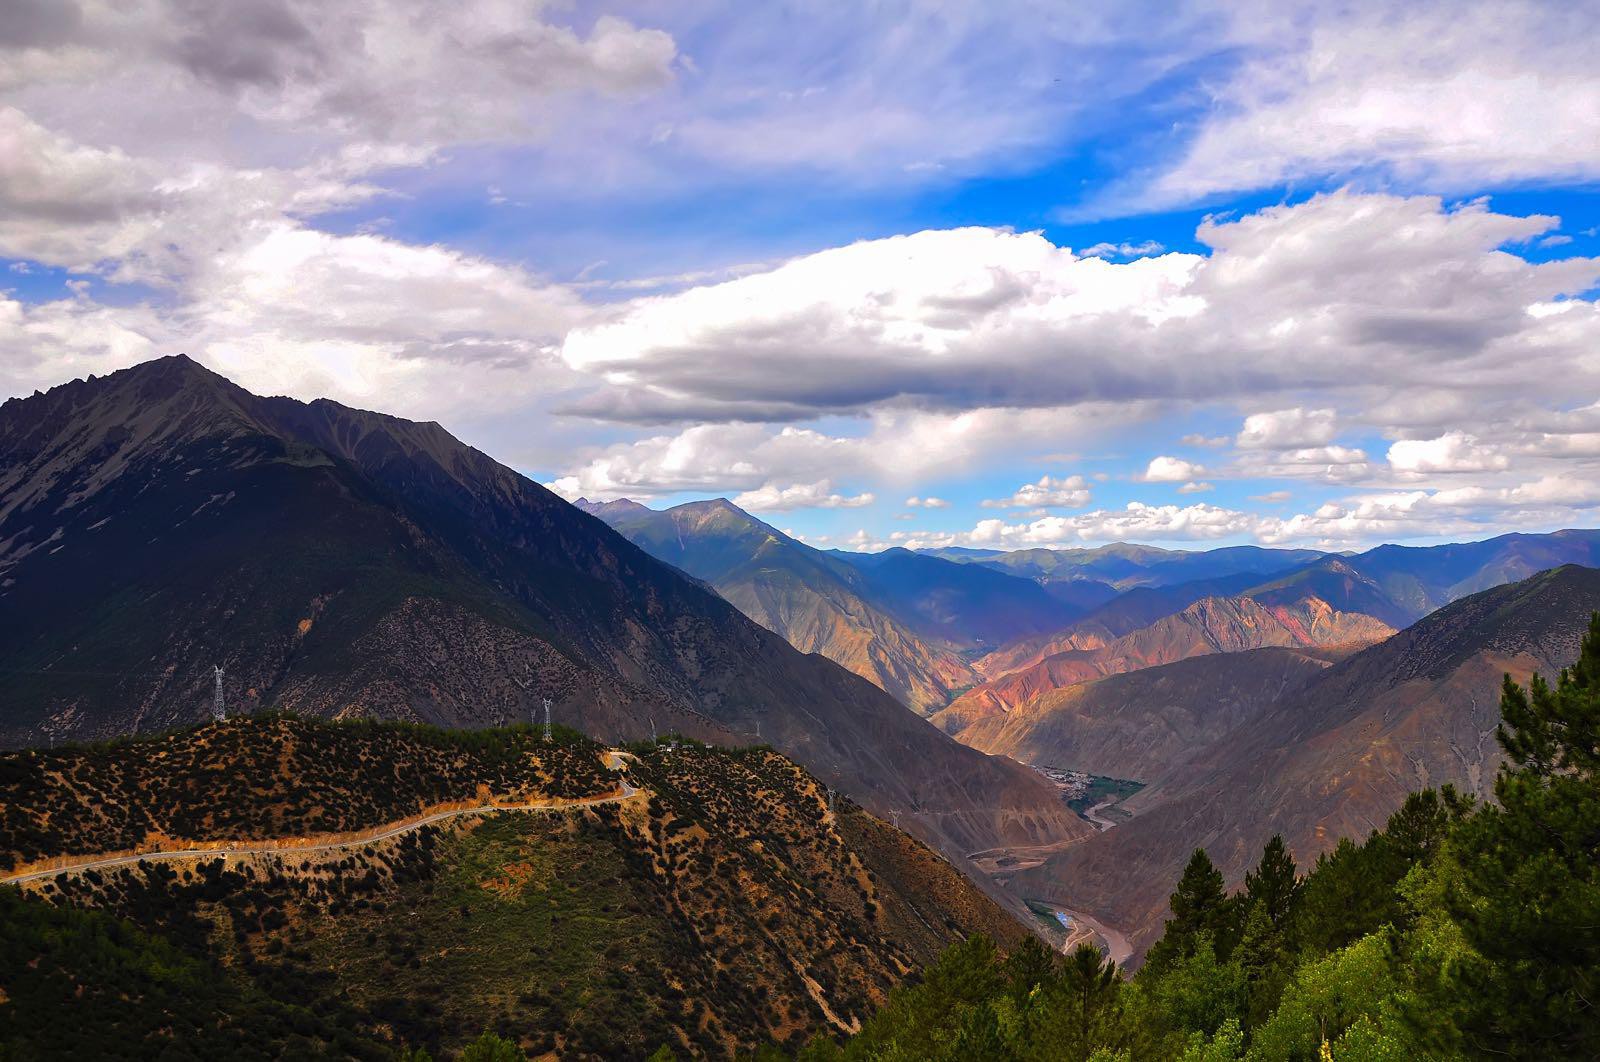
xmin=3 ymin=0 xmax=1600 ymax=551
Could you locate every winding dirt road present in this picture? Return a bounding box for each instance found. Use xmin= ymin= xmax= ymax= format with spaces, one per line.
xmin=2 ymin=750 xmax=640 ymax=887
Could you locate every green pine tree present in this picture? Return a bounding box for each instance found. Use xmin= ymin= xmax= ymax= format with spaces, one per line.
xmin=1144 ymin=849 xmax=1238 ymax=973
xmin=950 ymin=1001 xmax=1013 ymax=1061
xmin=1003 ymin=934 xmax=1059 ymax=1005
xmin=1238 ymin=900 xmax=1291 ymax=1030
xmin=1430 ymin=612 xmax=1600 ymax=1056
xmin=1243 ymin=835 xmax=1299 ymax=929
xmin=1061 ymin=942 xmax=1122 ymax=1060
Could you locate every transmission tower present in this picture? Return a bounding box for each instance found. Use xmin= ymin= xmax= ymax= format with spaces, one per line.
xmin=890 ymin=810 xmax=902 ymax=829
xmin=212 ymin=666 xmax=226 ymax=722
xmin=542 ymin=698 xmax=552 ymax=742
xmin=650 ymin=717 xmax=658 ymax=744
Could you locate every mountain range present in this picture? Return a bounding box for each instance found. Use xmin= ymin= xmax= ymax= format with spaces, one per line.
xmin=577 ymin=498 xmax=1084 ymax=712
xmin=0 ymin=356 xmax=1083 ymax=863
xmin=581 ymin=494 xmax=1600 ymax=774
xmin=925 ymin=530 xmax=1600 ymax=754
xmin=574 ymin=487 xmax=1600 ymax=970
xmin=923 ymin=542 xmax=1327 ymax=592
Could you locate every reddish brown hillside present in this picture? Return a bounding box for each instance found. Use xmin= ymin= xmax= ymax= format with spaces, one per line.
xmin=952 ymin=645 xmax=1345 ymax=782
xmin=934 ymin=595 xmax=1391 ymax=740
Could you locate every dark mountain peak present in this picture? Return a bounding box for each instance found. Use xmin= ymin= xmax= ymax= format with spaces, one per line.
xmin=4 ymin=352 xmax=240 ymax=422
xmin=123 ymin=350 xmax=205 ymax=377
xmin=0 ymin=354 xmax=284 ymax=549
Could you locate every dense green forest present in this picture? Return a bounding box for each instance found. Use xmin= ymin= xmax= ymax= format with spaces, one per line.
xmin=742 ymin=613 xmax=1600 ymax=1061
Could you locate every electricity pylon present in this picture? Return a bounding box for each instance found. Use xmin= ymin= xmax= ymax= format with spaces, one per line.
xmin=543 ymin=698 xmax=552 ymax=742
xmin=212 ymin=666 xmax=225 ymax=722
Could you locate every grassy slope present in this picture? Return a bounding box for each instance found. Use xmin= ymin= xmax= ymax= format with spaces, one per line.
xmin=1 ymin=718 xmax=1028 ymax=1060
xmin=0 ymin=715 xmax=610 ymax=873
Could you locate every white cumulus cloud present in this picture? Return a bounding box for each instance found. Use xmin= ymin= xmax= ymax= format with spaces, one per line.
xmin=1236 ymin=408 xmax=1338 ymax=450
xmin=1142 ymin=456 xmax=1206 ymax=482
xmin=559 ymin=192 xmax=1600 ymax=431
xmin=1387 ymin=432 xmax=1510 ymax=475
xmin=980 ymin=474 xmax=1091 ymax=509
xmin=731 ymin=481 xmax=874 ymax=512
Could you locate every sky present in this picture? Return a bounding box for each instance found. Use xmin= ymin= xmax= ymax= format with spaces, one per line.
xmin=3 ymin=0 xmax=1600 ymax=552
